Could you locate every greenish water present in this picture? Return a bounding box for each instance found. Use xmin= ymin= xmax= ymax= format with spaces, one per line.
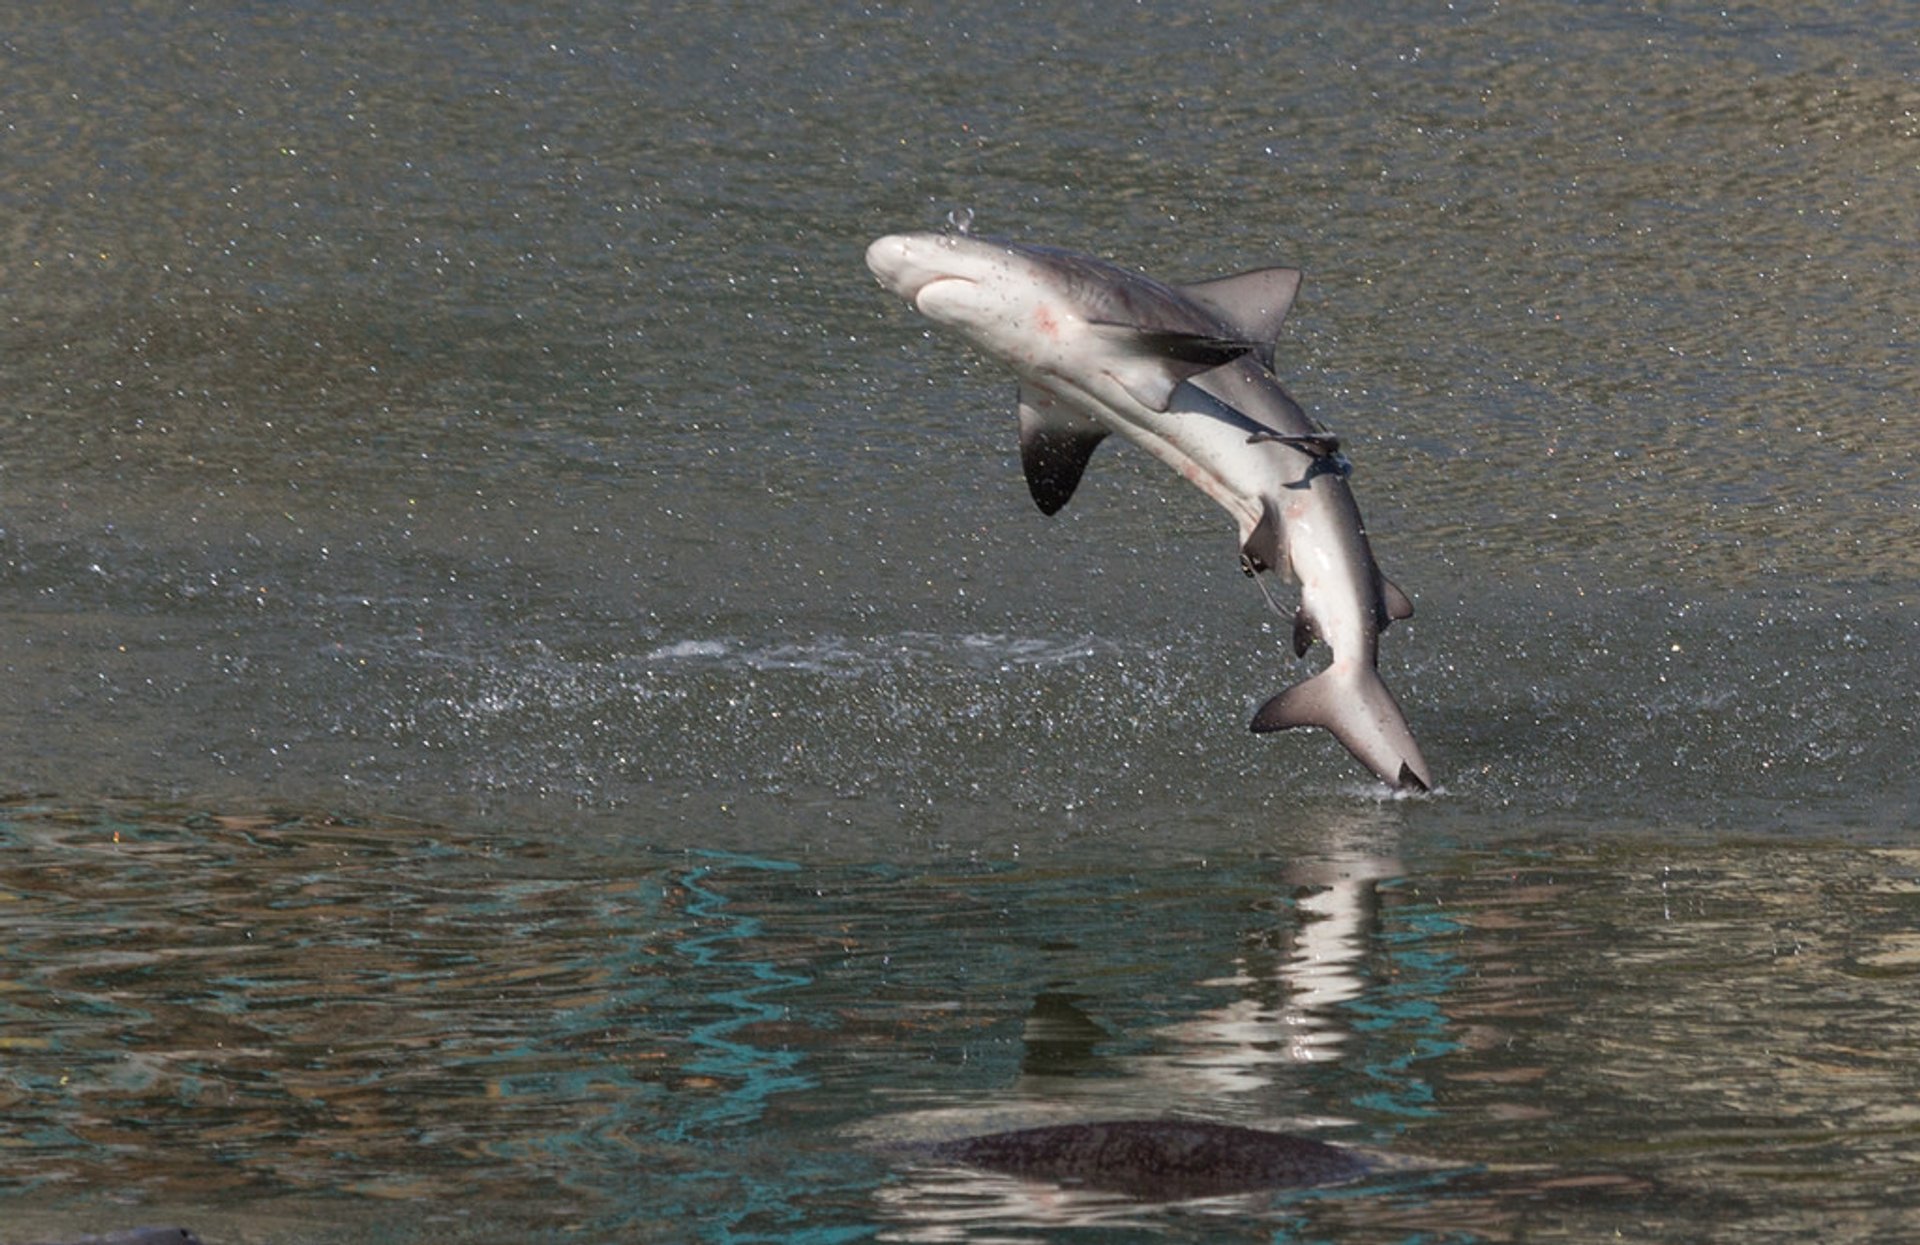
xmin=2 ymin=1 xmax=1918 ymax=1240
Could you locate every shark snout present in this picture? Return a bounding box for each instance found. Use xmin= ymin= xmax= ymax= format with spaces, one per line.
xmin=864 ymin=235 xmax=922 ymax=295
xmin=865 ymin=233 xmax=976 ymax=311
xmin=864 ymin=235 xmax=904 ymax=278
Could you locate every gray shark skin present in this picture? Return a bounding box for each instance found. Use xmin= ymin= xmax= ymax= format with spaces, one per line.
xmin=865 ymin=228 xmax=1432 ymax=790
xmin=922 ymin=1119 xmax=1371 ymax=1199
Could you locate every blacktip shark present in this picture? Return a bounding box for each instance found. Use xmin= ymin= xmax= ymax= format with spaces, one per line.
xmin=864 ymin=219 xmax=1432 ymax=791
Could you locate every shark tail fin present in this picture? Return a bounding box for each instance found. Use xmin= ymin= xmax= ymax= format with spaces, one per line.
xmin=1250 ymin=665 xmax=1432 ymax=792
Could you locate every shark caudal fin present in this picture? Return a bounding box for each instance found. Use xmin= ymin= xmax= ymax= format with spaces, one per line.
xmin=1250 ymin=665 xmax=1432 ymax=792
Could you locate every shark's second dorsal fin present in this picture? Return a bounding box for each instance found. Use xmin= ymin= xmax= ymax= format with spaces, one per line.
xmin=1017 ymin=384 xmax=1109 ymax=515
xmin=1177 ymin=267 xmax=1302 ymax=366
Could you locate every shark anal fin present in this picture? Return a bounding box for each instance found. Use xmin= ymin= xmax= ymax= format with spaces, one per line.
xmin=1017 ymin=385 xmax=1109 ymax=515
xmin=1381 ymin=577 xmax=1414 ymax=622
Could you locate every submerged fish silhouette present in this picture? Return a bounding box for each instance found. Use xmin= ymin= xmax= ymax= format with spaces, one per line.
xmin=923 ymin=1119 xmax=1370 ymax=1200
xmin=27 ymin=1230 xmax=203 ymax=1245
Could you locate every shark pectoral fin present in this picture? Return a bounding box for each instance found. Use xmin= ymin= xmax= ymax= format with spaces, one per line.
xmin=1017 ymin=385 xmax=1109 ymax=515
xmin=1239 ymin=498 xmax=1285 ymax=577
xmin=1381 ymin=577 xmax=1415 ymax=622
xmin=1291 ymin=607 xmax=1319 ymax=658
xmin=1176 ymin=267 xmax=1302 ymax=368
xmin=1088 ymin=323 xmax=1258 ymax=411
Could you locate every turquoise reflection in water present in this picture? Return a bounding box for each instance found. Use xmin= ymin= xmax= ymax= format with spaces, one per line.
xmin=666 ymin=851 xmax=815 ymax=1141
xmin=627 ymin=852 xmax=875 ymax=1242
xmin=1352 ymin=903 xmax=1465 ymax=1123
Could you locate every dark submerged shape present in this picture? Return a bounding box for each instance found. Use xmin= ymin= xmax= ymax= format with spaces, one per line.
xmin=28 ymin=1230 xmax=202 ymax=1245
xmin=924 ymin=1118 xmax=1371 ymax=1200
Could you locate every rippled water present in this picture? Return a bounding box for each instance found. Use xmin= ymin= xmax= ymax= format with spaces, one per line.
xmin=3 ymin=0 xmax=1918 ymax=1240
xmin=8 ymin=802 xmax=1920 ymax=1242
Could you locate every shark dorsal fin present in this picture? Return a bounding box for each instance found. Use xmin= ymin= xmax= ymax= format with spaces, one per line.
xmin=1017 ymin=384 xmax=1110 ymax=515
xmin=1176 ymin=268 xmax=1302 ymax=366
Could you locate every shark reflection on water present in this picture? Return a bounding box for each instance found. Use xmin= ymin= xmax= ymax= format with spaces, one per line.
xmin=869 ymin=843 xmax=1414 ymax=1218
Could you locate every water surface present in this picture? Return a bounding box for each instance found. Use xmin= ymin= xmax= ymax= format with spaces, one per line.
xmin=7 ymin=802 xmax=1920 ymax=1241
xmin=3 ymin=1 xmax=1918 ymax=1240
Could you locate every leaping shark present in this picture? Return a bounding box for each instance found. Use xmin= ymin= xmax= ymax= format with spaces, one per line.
xmin=864 ymin=224 xmax=1432 ymax=791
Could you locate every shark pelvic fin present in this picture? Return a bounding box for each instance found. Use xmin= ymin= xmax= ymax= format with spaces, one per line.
xmin=1291 ymin=607 xmax=1319 ymax=657
xmin=1017 ymin=385 xmax=1109 ymax=515
xmin=1239 ymin=497 xmax=1286 ymax=577
xmin=1177 ymin=267 xmax=1302 ymax=367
